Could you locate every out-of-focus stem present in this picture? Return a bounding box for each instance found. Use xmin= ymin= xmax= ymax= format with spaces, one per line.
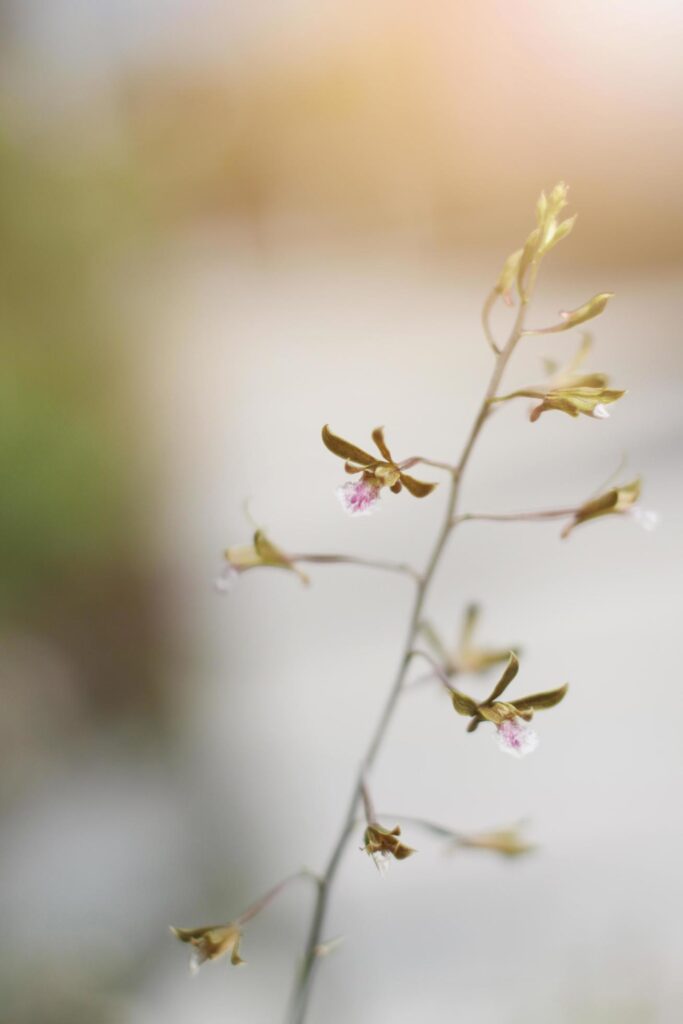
xmin=235 ymin=869 xmax=320 ymax=927
xmin=482 ymin=289 xmax=502 ymax=354
xmin=453 ymin=507 xmax=579 ymax=526
xmin=286 ymin=279 xmax=533 ymax=1024
xmin=360 ymin=777 xmax=376 ymax=825
xmin=290 ymin=552 xmax=422 ymax=583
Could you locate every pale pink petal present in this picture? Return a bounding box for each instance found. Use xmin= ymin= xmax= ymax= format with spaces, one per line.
xmin=496 ymin=717 xmax=539 ymax=758
xmin=336 ymin=479 xmax=381 ymax=517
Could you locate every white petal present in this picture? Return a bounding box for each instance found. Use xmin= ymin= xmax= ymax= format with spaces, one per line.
xmin=214 ymin=563 xmax=240 ymax=592
xmin=631 ymin=507 xmax=660 ymax=531
xmin=496 ymin=718 xmax=539 ymax=758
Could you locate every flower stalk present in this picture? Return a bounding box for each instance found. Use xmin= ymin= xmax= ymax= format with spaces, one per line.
xmin=286 ymin=267 xmax=533 ymax=1024
xmin=177 ymin=183 xmax=645 ymax=1023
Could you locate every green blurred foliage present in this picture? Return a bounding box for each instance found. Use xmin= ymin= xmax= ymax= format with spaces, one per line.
xmin=0 ymin=123 xmax=143 ymax=617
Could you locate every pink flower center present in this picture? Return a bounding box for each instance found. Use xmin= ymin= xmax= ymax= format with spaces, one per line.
xmin=349 ymin=481 xmax=377 ymax=511
xmin=337 ymin=478 xmax=381 ymax=516
xmin=496 ymin=717 xmax=538 ymax=757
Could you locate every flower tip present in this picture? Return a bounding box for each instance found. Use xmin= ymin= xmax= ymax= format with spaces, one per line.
xmin=592 ymin=403 xmax=610 ymax=419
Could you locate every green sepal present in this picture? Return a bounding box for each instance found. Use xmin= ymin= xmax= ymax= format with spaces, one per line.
xmin=513 ymin=683 xmax=569 ymax=713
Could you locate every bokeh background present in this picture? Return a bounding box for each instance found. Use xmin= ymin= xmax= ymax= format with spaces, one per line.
xmin=1 ymin=2 xmax=682 ymax=1022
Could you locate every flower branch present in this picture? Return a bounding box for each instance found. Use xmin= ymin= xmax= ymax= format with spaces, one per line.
xmin=177 ymin=182 xmax=643 ymax=1024
xmin=287 ymin=220 xmax=537 ymax=1024
xmin=171 ymin=869 xmax=319 ymax=974
xmin=379 ymin=814 xmax=535 ymax=858
xmin=454 ymin=507 xmax=579 ymax=526
xmin=289 ymin=553 xmax=422 ymax=583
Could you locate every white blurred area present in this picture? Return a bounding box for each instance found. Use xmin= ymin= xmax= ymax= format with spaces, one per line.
xmin=2 ymin=2 xmax=683 ymax=1023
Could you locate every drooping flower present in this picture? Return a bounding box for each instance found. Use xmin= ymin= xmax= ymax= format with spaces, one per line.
xmin=322 ymin=424 xmax=437 ymax=515
xmin=456 ymin=824 xmax=535 ymax=858
xmin=561 ymin=477 xmax=652 ymax=538
xmin=217 ymin=529 xmax=309 ymax=589
xmin=492 ymin=335 xmax=625 ymax=422
xmin=449 ymin=652 xmax=567 ymax=757
xmin=421 ymin=603 xmax=517 ymax=677
xmin=171 ymin=923 xmax=244 ymax=973
xmin=362 ymin=822 xmax=416 ymax=873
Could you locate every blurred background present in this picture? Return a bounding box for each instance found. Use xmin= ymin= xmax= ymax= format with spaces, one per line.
xmin=1 ymin=2 xmax=682 ymax=1022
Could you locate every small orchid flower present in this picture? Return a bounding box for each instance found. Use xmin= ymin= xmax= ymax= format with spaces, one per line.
xmin=217 ymin=529 xmax=309 ymax=589
xmin=171 ymin=923 xmax=244 ymax=973
xmin=322 ymin=425 xmax=437 ymax=515
xmin=449 ymin=653 xmax=568 ymax=757
xmin=456 ymin=824 xmax=535 ymax=857
xmin=561 ymin=478 xmax=650 ymax=538
xmin=362 ymin=822 xmax=416 ymax=873
xmin=492 ymin=335 xmax=625 ymax=422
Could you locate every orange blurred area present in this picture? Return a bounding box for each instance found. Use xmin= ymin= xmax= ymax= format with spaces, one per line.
xmin=1 ymin=2 xmax=682 ymax=1022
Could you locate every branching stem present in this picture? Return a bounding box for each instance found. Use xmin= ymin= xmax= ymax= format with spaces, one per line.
xmin=290 ymin=553 xmax=422 ymax=583
xmin=286 ymin=288 xmax=532 ymax=1024
xmin=453 ymin=507 xmax=578 ymax=526
xmin=235 ymin=869 xmax=320 ymax=928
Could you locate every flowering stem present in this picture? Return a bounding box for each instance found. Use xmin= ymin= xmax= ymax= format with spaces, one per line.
xmin=290 ymin=553 xmax=422 ymax=583
xmin=286 ymin=290 xmax=532 ymax=1024
xmin=453 ymin=507 xmax=579 ymax=526
xmin=397 ymin=456 xmax=458 ymax=474
xmin=404 ymin=668 xmax=443 ymax=690
xmin=235 ymin=869 xmax=321 ymax=927
xmin=408 ymin=648 xmax=458 ymax=695
xmin=377 ymin=813 xmax=464 ymax=842
xmin=360 ymin=777 xmax=376 ymax=825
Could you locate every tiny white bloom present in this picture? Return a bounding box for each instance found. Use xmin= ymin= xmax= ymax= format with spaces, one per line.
xmin=372 ymin=851 xmax=391 ymax=875
xmin=214 ymin=563 xmax=239 ymax=593
xmin=592 ymin=403 xmax=610 ymax=419
xmin=496 ymin=717 xmax=539 ymax=758
xmin=631 ymin=507 xmax=660 ymax=531
xmin=189 ymin=947 xmax=204 ymax=976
